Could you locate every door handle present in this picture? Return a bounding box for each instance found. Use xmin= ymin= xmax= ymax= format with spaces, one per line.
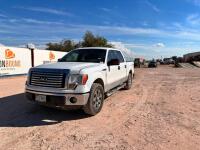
xmin=125 ymin=65 xmax=127 ymax=68
xmin=118 ymin=66 xmax=120 ymax=70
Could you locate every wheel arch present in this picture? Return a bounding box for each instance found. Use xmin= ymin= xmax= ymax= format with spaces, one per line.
xmin=93 ymin=78 xmax=104 ymax=90
xmin=129 ymin=69 xmax=135 ymax=78
xmin=129 ymin=69 xmax=132 ymax=74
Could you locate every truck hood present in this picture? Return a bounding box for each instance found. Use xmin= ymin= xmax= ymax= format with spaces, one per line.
xmin=35 ymin=62 xmax=102 ymax=73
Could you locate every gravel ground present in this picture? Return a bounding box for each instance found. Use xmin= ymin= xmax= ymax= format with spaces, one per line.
xmin=0 ymin=65 xmax=200 ymax=150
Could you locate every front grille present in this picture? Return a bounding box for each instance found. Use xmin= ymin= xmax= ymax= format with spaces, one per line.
xmin=30 ymin=69 xmax=69 ymax=88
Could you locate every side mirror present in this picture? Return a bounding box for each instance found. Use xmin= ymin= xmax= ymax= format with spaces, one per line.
xmin=108 ymin=59 xmax=120 ymax=66
xmin=58 ymin=58 xmax=62 ymax=62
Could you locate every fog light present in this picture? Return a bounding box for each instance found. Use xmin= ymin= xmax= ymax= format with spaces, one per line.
xmin=69 ymin=97 xmax=77 ymax=103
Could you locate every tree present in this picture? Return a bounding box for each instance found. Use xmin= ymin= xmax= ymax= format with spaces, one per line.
xmin=82 ymin=31 xmax=113 ymax=47
xmin=46 ymin=40 xmax=76 ymax=52
xmin=46 ymin=31 xmax=113 ymax=52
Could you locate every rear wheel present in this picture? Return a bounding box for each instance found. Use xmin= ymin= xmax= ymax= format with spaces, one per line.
xmin=124 ymin=73 xmax=133 ymax=90
xmin=83 ymin=83 xmax=104 ymax=116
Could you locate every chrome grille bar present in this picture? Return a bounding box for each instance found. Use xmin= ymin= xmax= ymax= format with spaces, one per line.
xmin=30 ymin=69 xmax=68 ymax=88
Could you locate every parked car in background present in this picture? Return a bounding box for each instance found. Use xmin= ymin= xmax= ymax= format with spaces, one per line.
xmin=144 ymin=60 xmax=149 ymax=67
xmin=134 ymin=58 xmax=145 ymax=68
xmin=134 ymin=58 xmax=141 ymax=68
xmin=25 ymin=47 xmax=134 ymax=115
xmin=163 ymin=58 xmax=174 ymax=65
xmin=148 ymin=60 xmax=157 ymax=68
xmin=156 ymin=59 xmax=162 ymax=65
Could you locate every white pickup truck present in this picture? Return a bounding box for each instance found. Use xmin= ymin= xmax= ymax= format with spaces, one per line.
xmin=25 ymin=47 xmax=134 ymax=115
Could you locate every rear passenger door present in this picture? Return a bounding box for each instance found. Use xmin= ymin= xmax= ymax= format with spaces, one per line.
xmin=115 ymin=51 xmax=127 ymax=83
xmin=106 ymin=50 xmax=121 ymax=90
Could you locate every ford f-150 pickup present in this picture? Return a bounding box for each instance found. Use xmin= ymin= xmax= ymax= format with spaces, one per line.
xmin=25 ymin=47 xmax=134 ymax=115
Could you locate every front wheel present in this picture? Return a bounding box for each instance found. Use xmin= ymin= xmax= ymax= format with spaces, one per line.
xmin=124 ymin=73 xmax=133 ymax=90
xmin=83 ymin=83 xmax=104 ymax=116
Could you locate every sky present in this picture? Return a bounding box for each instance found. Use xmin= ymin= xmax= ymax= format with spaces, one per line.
xmin=1 ymin=0 xmax=200 ymax=58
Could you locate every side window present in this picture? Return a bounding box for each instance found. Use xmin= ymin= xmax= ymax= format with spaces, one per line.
xmin=115 ymin=51 xmax=124 ymax=63
xmin=107 ymin=50 xmax=115 ymax=63
xmin=107 ymin=50 xmax=125 ymax=63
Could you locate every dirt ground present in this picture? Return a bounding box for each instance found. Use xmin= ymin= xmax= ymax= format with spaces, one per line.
xmin=1 ymin=65 xmax=200 ymax=150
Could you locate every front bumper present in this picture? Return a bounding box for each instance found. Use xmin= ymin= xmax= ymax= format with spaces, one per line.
xmin=25 ymin=89 xmax=90 ymax=107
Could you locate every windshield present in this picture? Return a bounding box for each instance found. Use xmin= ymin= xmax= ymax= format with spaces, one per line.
xmin=59 ymin=49 xmax=106 ymax=63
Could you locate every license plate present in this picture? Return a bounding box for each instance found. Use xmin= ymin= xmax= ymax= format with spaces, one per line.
xmin=35 ymin=94 xmax=46 ymax=102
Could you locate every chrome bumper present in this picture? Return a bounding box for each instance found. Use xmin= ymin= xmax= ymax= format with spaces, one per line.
xmin=25 ymin=89 xmax=89 ymax=106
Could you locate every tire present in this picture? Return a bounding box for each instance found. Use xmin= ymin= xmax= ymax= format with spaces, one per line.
xmin=124 ymin=73 xmax=133 ymax=90
xmin=83 ymin=83 xmax=104 ymax=116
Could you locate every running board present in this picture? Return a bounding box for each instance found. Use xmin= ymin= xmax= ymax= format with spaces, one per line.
xmin=106 ymin=83 xmax=126 ymax=97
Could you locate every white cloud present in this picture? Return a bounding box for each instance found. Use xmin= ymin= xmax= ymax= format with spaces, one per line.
xmin=120 ymin=42 xmax=165 ymax=59
xmin=122 ymin=42 xmax=186 ymax=59
xmin=0 ymin=13 xmax=7 ymax=18
xmin=100 ymin=8 xmax=111 ymax=12
xmin=153 ymin=43 xmax=165 ymax=48
xmin=68 ymin=24 xmax=164 ymax=36
xmin=21 ymin=18 xmax=64 ymax=25
xmin=125 ymin=42 xmax=166 ymax=54
xmin=0 ymin=43 xmax=5 ymax=46
xmin=186 ymin=13 xmax=200 ymax=25
xmin=3 ymin=16 xmax=200 ymax=56
xmin=124 ymin=43 xmax=150 ymax=50
xmin=3 ymin=18 xmax=64 ymax=25
xmin=172 ymin=22 xmax=184 ymax=29
xmin=3 ymin=18 xmax=200 ymax=42
xmin=3 ymin=19 xmax=200 ymax=41
xmin=65 ymin=24 xmax=200 ymax=41
xmin=111 ymin=41 xmax=134 ymax=57
xmin=142 ymin=22 xmax=149 ymax=26
xmin=145 ymin=0 xmax=160 ymax=12
xmin=15 ymin=6 xmax=73 ymax=16
xmin=189 ymin=0 xmax=200 ymax=6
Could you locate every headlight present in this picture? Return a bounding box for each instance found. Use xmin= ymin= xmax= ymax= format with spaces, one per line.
xmin=66 ymin=74 xmax=88 ymax=90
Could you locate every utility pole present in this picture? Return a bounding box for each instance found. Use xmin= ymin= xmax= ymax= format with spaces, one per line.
xmin=27 ymin=43 xmax=35 ymax=67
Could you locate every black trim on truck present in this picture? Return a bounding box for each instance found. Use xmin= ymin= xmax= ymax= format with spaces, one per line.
xmin=26 ymin=89 xmax=90 ymax=95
